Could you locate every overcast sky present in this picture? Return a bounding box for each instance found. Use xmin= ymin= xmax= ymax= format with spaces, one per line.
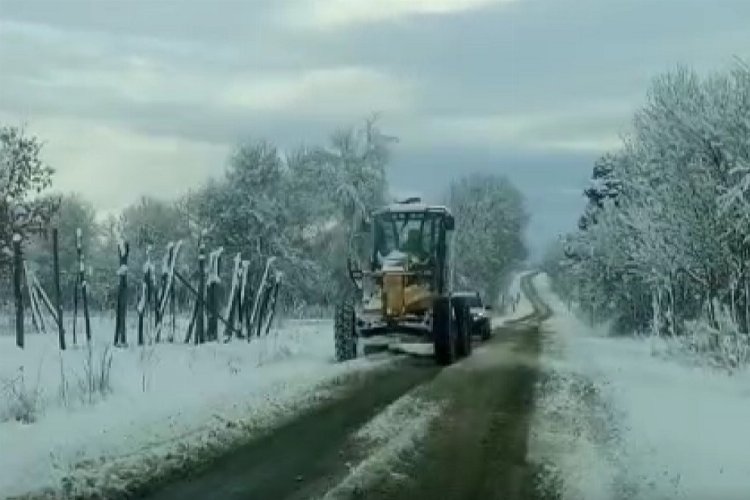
xmin=1 ymin=0 xmax=749 ymax=257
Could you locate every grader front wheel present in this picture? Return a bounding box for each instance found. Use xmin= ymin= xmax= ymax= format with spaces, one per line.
xmin=334 ymin=298 xmax=357 ymax=362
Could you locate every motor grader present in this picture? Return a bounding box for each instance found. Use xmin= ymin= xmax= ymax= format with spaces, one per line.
xmin=334 ymin=199 xmax=472 ymax=365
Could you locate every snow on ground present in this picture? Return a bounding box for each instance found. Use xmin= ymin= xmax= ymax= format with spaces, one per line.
xmin=323 ymin=391 xmax=445 ymax=499
xmin=530 ymin=273 xmax=750 ymax=500
xmin=0 ymin=317 xmax=389 ymax=499
xmin=497 ymin=271 xmax=534 ymax=324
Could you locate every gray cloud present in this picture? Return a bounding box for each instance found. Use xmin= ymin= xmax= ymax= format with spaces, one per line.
xmin=1 ymin=0 xmax=749 ymax=256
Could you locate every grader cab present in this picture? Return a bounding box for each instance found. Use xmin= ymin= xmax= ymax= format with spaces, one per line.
xmin=334 ymin=199 xmax=473 ymax=365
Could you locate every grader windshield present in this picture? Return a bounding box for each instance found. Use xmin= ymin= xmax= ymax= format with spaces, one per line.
xmin=371 ymin=206 xmax=453 ymax=274
xmin=374 ymin=212 xmax=436 ymax=260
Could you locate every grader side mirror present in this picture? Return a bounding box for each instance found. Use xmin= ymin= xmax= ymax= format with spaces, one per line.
xmin=445 ymin=215 xmax=455 ymax=231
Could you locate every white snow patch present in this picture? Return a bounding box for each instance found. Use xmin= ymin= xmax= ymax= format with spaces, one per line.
xmin=531 ymin=273 xmax=750 ymax=500
xmin=323 ymin=392 xmax=444 ymax=499
xmin=0 ymin=318 xmax=389 ymax=498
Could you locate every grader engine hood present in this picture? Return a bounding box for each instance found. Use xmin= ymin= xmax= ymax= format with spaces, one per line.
xmin=382 ymin=272 xmax=432 ymax=318
xmin=379 ymin=252 xmax=433 ymax=318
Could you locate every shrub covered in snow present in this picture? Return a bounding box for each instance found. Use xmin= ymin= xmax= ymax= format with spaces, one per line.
xmin=1 ymin=366 xmax=42 ymax=423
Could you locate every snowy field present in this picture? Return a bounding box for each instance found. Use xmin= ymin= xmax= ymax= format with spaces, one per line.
xmin=530 ymin=273 xmax=750 ymax=500
xmin=0 ymin=317 xmax=389 ymax=499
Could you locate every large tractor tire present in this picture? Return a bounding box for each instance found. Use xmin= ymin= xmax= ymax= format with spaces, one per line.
xmin=334 ymin=298 xmax=357 ymax=362
xmin=454 ymin=301 xmax=472 ymax=358
xmin=433 ymin=296 xmax=455 ymax=366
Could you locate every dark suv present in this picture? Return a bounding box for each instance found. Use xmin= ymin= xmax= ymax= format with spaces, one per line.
xmin=451 ymin=291 xmax=492 ymax=341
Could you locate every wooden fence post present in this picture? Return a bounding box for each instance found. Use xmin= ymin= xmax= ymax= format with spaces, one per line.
xmin=256 ymin=280 xmax=273 ymax=337
xmin=207 ymin=279 xmax=217 ymax=341
xmin=138 ymin=245 xmax=154 ymax=346
xmin=75 ymin=228 xmax=92 ymax=343
xmin=240 ymin=260 xmax=250 ymax=340
xmin=222 ymin=253 xmax=242 ymax=341
xmin=264 ymin=273 xmax=282 ymax=336
xmin=155 ymin=243 xmax=173 ymax=341
xmin=249 ymin=256 xmax=276 ymax=337
xmin=169 ymin=268 xmax=176 ymax=342
xmin=24 ymin=263 xmax=45 ymax=334
xmin=13 ymin=234 xmax=23 ymax=349
xmin=196 ymin=241 xmax=206 ymax=344
xmin=114 ymin=240 xmax=129 ymax=347
xmin=207 ymin=247 xmax=223 ymax=342
xmin=53 ymin=228 xmax=66 ymax=351
xmin=137 ymin=247 xmax=154 ymax=346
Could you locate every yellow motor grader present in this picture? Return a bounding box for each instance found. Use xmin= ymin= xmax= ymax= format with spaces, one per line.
xmin=334 ymin=199 xmax=472 ymax=365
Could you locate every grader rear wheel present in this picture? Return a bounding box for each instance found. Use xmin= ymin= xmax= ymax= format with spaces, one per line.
xmin=433 ymin=296 xmax=455 ymax=366
xmin=454 ymin=302 xmax=472 ymax=358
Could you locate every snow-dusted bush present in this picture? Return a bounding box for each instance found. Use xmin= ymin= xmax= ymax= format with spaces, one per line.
xmin=447 ymin=173 xmax=528 ymax=303
xmin=1 ymin=366 xmax=42 ymax=423
xmin=681 ymin=305 xmax=750 ymax=371
xmin=77 ymin=343 xmax=113 ymax=405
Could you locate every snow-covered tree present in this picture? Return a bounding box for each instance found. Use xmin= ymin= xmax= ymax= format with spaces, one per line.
xmin=0 ymin=125 xmax=57 ymax=281
xmin=556 ymin=61 xmax=750 ymax=348
xmin=26 ymin=193 xmax=100 ymax=308
xmin=446 ymin=173 xmax=528 ymax=304
xmin=188 ymin=118 xmax=395 ymax=309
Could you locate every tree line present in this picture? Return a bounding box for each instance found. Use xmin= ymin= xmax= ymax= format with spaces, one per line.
xmin=545 ymin=61 xmax=750 ymax=366
xmin=1 ymin=116 xmax=529 ymax=333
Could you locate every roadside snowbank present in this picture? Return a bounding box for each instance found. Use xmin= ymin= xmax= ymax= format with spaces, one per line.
xmin=0 ymin=319 xmax=387 ymax=499
xmin=531 ymin=273 xmax=750 ymax=500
